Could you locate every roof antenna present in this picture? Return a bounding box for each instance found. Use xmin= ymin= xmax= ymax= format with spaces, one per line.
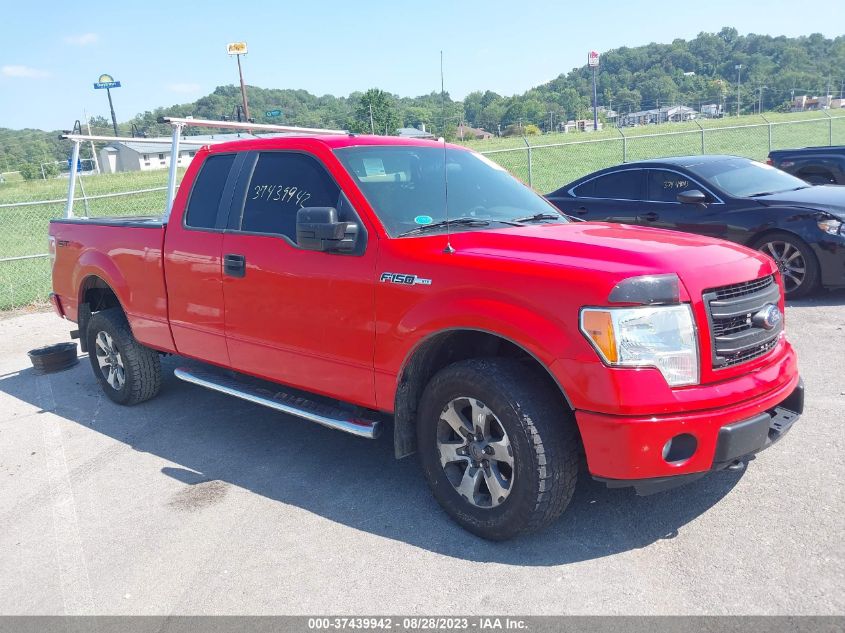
xmin=441 ymin=50 xmax=455 ymax=255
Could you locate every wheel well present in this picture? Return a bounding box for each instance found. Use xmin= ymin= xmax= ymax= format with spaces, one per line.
xmin=77 ymin=276 xmax=123 ymax=353
xmin=79 ymin=275 xmax=122 ymax=313
xmin=393 ymin=329 xmax=574 ymax=459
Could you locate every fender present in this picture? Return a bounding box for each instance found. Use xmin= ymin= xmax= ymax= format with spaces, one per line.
xmin=72 ymin=249 xmax=175 ymax=352
xmin=72 ymin=249 xmax=129 ymax=319
xmin=376 ymin=287 xmax=584 ymax=411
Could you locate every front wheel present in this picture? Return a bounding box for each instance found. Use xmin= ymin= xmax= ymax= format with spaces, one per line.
xmin=751 ymin=232 xmax=819 ymax=299
xmin=416 ymin=359 xmax=579 ymax=540
xmin=86 ymin=308 xmax=162 ymax=405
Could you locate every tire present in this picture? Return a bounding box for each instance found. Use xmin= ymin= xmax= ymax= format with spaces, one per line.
xmin=751 ymin=232 xmax=819 ymax=299
xmin=416 ymin=358 xmax=579 ymax=540
xmin=802 ymin=172 xmax=835 ymax=185
xmin=86 ymin=308 xmax=162 ymax=405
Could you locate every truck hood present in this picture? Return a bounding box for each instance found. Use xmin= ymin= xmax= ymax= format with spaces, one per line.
xmin=451 ymin=222 xmax=774 ymax=291
xmin=754 ymin=185 xmax=845 ymax=218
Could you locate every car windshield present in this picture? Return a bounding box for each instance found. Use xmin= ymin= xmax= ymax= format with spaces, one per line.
xmin=686 ymin=158 xmax=810 ymax=198
xmin=334 ymin=145 xmax=565 ymax=237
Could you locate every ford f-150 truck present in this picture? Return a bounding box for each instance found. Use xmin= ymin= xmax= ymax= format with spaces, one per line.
xmin=49 ymin=133 xmax=804 ymax=540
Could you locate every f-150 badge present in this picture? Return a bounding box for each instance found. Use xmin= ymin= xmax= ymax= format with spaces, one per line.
xmin=380 ymin=272 xmax=432 ymax=286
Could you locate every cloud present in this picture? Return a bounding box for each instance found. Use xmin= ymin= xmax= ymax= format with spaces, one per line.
xmin=1 ymin=65 xmax=50 ymax=78
xmin=64 ymin=33 xmax=98 ymax=46
xmin=167 ymin=82 xmax=202 ymax=94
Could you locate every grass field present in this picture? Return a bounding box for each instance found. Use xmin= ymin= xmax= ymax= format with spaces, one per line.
xmin=2 ymin=111 xmax=844 ymax=310
xmin=466 ymin=111 xmax=845 ymax=192
xmin=0 ymin=169 xmax=181 ymax=310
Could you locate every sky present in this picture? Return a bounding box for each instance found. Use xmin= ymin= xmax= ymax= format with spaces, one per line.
xmin=0 ymin=0 xmax=842 ymax=130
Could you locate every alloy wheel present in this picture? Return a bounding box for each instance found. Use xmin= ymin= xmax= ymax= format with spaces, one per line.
xmin=761 ymin=240 xmax=806 ymax=294
xmin=436 ymin=397 xmax=514 ymax=508
xmin=94 ymin=330 xmax=125 ymax=390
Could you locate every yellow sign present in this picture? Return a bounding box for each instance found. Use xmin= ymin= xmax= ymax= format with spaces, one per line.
xmin=226 ymin=42 xmax=248 ymax=55
xmin=98 ymin=73 xmax=115 ymax=83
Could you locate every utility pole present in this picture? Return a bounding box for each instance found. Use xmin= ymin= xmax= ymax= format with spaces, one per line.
xmin=369 ymin=103 xmax=375 ymax=135
xmin=758 ymin=86 xmax=767 ymax=114
xmin=227 ymin=42 xmax=251 ymax=123
xmin=83 ymin=109 xmax=100 ymax=174
xmin=735 ymin=65 xmax=742 ymax=117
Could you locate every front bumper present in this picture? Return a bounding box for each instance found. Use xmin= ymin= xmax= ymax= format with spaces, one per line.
xmin=576 ymin=373 xmax=804 ymax=488
xmin=811 ymin=237 xmax=845 ymax=288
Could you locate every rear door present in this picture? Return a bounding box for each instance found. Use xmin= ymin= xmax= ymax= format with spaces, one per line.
xmin=565 ymin=169 xmax=647 ymax=224
xmin=164 ymin=152 xmax=242 ymax=365
xmin=221 ymin=150 xmax=377 ymax=407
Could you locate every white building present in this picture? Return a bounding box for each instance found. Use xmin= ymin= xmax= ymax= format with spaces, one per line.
xmin=98 ymin=133 xmax=258 ymax=174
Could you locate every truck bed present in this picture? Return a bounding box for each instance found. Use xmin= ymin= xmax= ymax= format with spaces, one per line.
xmin=49 ymin=217 xmax=175 ymax=353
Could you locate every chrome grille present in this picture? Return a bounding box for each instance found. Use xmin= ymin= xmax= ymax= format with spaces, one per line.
xmin=703 ymin=275 xmax=781 ymax=369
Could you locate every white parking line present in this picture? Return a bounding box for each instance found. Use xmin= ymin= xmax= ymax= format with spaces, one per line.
xmin=36 ymin=373 xmax=95 ymax=615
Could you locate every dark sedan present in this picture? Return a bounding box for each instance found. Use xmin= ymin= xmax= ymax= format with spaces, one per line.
xmin=546 ymin=155 xmax=845 ymax=297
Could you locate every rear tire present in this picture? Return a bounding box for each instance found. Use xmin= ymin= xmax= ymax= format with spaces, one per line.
xmin=416 ymin=358 xmax=579 ymax=540
xmin=86 ymin=308 xmax=162 ymax=405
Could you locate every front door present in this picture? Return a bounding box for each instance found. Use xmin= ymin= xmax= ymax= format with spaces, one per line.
xmin=221 ymin=150 xmax=378 ymax=408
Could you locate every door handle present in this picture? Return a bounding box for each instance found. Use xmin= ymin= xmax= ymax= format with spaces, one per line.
xmin=575 ymin=206 xmax=589 ymax=215
xmin=224 ymin=254 xmax=246 ymax=278
xmin=639 ymin=212 xmax=659 ymax=222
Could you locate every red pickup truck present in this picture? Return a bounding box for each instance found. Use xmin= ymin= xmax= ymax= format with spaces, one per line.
xmin=49 ymin=134 xmax=803 ymax=539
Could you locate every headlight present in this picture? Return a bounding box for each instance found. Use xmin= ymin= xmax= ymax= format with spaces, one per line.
xmin=580 ymin=305 xmax=699 ymax=387
xmin=817 ymin=218 xmax=844 ymax=235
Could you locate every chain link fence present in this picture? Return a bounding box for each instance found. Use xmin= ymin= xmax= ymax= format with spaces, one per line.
xmin=0 ymin=175 xmax=172 ymax=311
xmin=1 ymin=113 xmax=844 ymax=311
xmin=479 ymin=112 xmax=845 ymax=193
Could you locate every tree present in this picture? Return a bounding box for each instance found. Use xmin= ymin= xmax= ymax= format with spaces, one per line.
xmin=352 ymin=88 xmax=400 ymax=135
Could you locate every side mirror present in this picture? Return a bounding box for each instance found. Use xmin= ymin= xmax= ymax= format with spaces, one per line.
xmin=676 ymin=189 xmax=709 ymax=205
xmin=296 ymin=207 xmax=358 ymax=253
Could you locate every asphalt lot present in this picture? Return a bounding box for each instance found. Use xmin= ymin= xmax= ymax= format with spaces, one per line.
xmin=1 ymin=292 xmax=843 ymax=616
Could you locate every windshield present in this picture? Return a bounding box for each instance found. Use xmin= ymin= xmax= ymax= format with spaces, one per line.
xmin=334 ymin=145 xmax=565 ymax=237
xmin=686 ymin=158 xmax=809 ymax=198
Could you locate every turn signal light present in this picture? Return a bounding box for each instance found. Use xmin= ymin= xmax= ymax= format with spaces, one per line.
xmin=581 ymin=310 xmax=618 ymax=363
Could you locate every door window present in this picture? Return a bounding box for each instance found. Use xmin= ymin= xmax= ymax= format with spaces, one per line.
xmin=241 ymin=152 xmax=340 ymax=241
xmin=647 ymin=170 xmax=693 ymax=203
xmin=184 ymin=154 xmax=236 ymax=229
xmin=581 ymin=170 xmax=644 ymax=200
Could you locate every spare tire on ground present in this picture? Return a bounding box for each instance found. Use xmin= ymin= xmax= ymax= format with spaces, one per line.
xmin=28 ymin=342 xmax=79 ymax=374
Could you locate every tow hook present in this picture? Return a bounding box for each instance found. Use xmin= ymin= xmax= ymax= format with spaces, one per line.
xmin=726 ymin=460 xmax=746 ymax=471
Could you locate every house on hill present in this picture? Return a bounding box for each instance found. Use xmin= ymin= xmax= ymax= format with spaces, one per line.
xmin=456 ymin=124 xmax=493 ymax=140
xmin=396 ymin=126 xmax=435 ymax=139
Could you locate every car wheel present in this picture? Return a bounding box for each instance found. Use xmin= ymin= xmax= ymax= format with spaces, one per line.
xmin=752 ymin=232 xmax=819 ymax=299
xmin=86 ymin=308 xmax=162 ymax=405
xmin=416 ymin=358 xmax=579 ymax=540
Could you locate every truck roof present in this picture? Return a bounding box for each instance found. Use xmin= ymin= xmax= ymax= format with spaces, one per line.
xmin=207 ymin=134 xmax=468 ymax=154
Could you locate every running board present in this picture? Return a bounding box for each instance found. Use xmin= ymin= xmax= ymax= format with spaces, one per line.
xmin=173 ymin=367 xmax=381 ymax=439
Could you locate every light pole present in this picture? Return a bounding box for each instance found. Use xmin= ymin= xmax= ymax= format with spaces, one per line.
xmin=227 ymin=42 xmax=251 ymax=123
xmin=758 ymin=85 xmax=767 ymax=114
xmin=588 ymin=51 xmax=600 ymax=131
xmin=735 ymin=64 xmax=742 ymax=117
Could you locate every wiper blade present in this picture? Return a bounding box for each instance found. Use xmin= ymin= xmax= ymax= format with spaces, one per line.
xmin=511 ymin=212 xmax=565 ymax=223
xmin=398 ymin=217 xmax=490 ymax=237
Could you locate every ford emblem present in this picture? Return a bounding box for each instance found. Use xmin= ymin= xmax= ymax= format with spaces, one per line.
xmin=752 ymin=304 xmax=781 ymax=330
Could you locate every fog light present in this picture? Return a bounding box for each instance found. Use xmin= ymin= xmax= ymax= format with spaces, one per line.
xmin=662 ymin=433 xmax=697 ymax=463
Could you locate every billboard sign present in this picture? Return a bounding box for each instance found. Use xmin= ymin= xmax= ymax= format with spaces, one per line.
xmin=227 ymin=42 xmax=248 ymax=55
xmin=588 ymin=51 xmax=600 ymax=68
xmin=94 ymin=73 xmax=120 ymax=89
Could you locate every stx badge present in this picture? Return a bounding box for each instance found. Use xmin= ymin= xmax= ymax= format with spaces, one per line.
xmin=380 ymin=272 xmax=432 ymax=286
